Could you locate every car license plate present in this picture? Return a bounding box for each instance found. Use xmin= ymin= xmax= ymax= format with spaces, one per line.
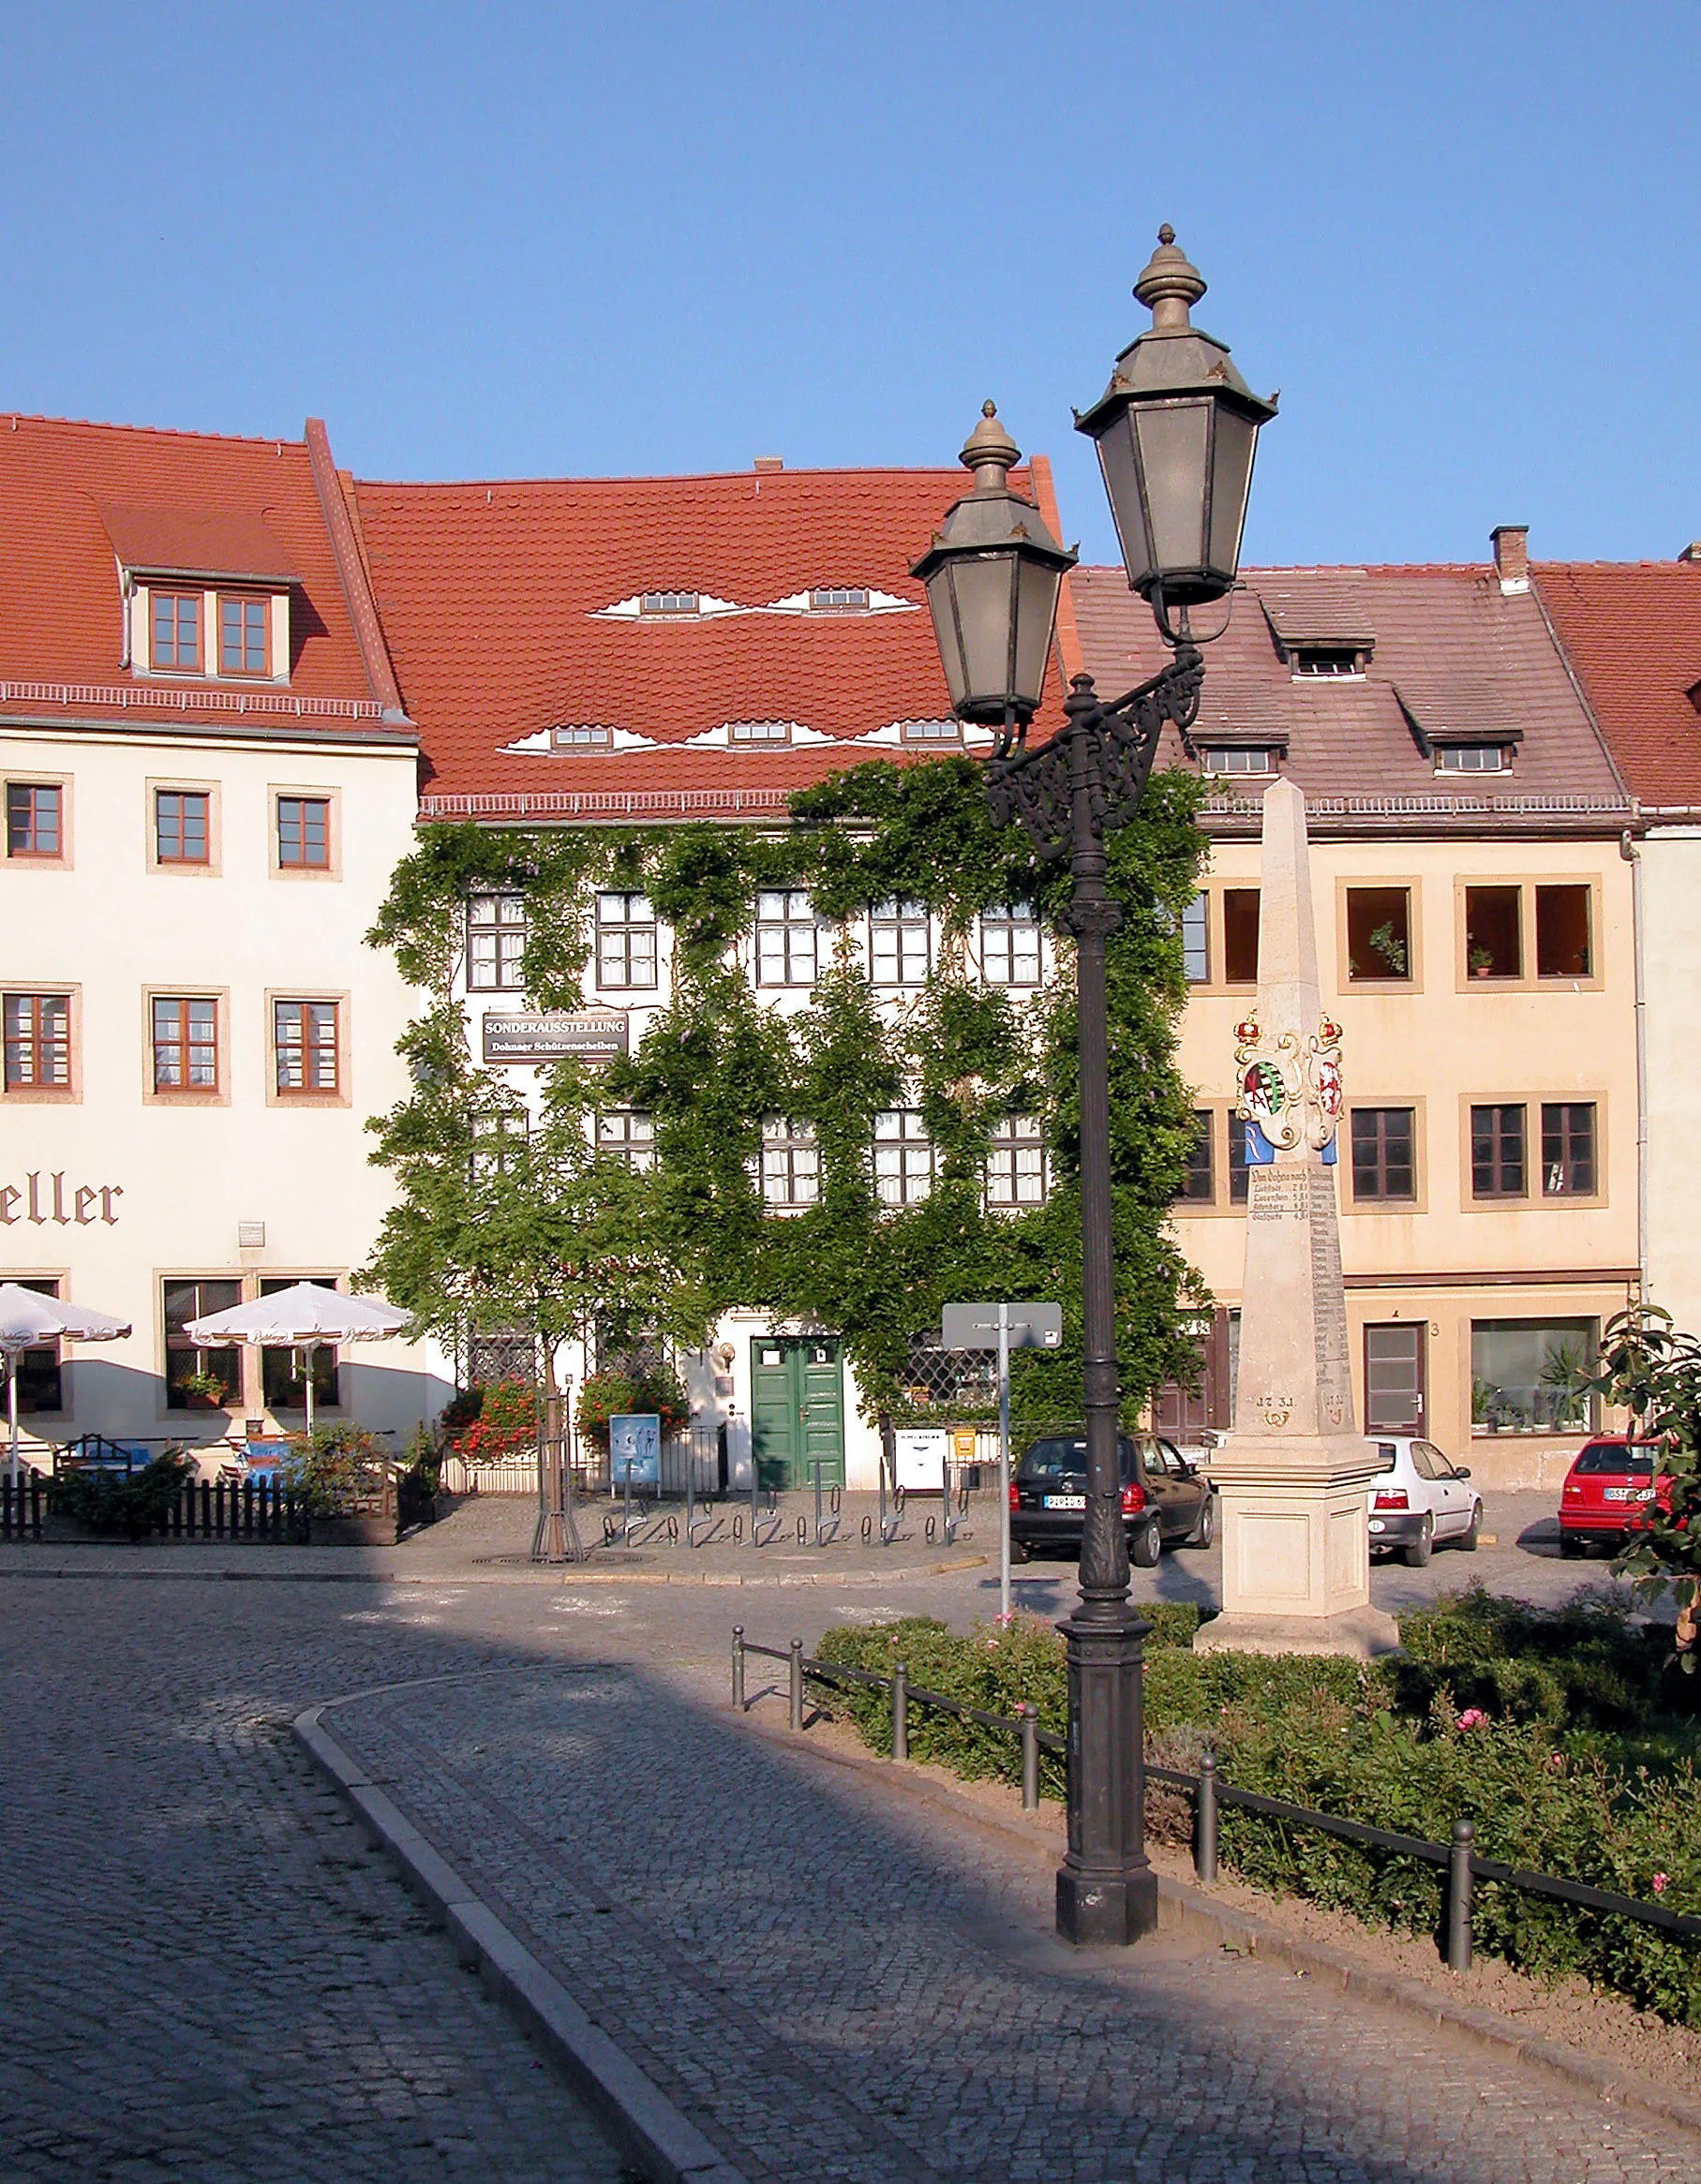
xmin=1044 ymin=1493 xmax=1085 ymax=1510
xmin=1604 ymin=1486 xmax=1653 ymax=1501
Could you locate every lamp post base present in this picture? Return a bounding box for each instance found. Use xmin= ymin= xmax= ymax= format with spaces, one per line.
xmin=1056 ymin=1863 xmax=1160 ymax=1946
xmin=1054 ymin=1599 xmax=1158 ymax=1946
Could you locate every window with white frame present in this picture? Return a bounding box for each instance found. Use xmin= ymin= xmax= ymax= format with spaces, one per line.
xmin=1436 ymin=744 xmax=1510 ymax=774
xmin=467 ymin=894 xmax=528 ymax=990
xmin=899 ymin=720 xmax=962 ymax=746
xmin=470 ymin=1110 xmax=528 ymax=1183
xmin=640 ymin=591 xmax=698 ymax=617
xmin=759 ymin=1116 xmax=819 ymax=1205
xmin=597 ymin=1109 xmax=655 ymax=1172
xmin=1201 ymin=747 xmax=1277 ymax=776
xmin=729 ymin=721 xmax=791 ymax=744
xmin=596 ymin=892 xmax=657 ymax=988
xmin=870 ymin=899 xmax=930 ymax=985
xmin=986 ymin=1115 xmax=1047 ymax=1208
xmin=873 ymin=1109 xmax=934 ymax=1206
xmin=980 ymin=903 xmax=1041 ymax=987
xmin=755 ymin=891 xmax=818 ymax=987
xmin=810 ymin=587 xmax=868 ymax=612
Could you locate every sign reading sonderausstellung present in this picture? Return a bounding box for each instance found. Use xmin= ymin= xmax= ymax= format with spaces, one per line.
xmin=481 ymin=1011 xmax=629 ymax=1065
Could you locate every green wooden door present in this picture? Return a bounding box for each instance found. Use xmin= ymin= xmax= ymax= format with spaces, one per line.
xmin=748 ymin=1336 xmax=844 ymax=1489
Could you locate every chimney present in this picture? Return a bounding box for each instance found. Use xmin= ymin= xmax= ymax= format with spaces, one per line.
xmin=1491 ymin=525 xmax=1529 ymax=593
xmin=753 ymin=454 xmax=783 ymax=473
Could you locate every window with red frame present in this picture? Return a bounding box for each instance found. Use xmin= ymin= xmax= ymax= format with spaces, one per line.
xmin=276 ymin=796 xmax=330 ymax=869
xmin=152 ymin=592 xmax=201 ymax=670
xmin=152 ymin=997 xmax=218 ymax=1092
xmin=4 ymin=993 xmax=71 ymax=1089
xmin=6 ymin=782 xmax=62 ymax=858
xmin=219 ymin=594 xmax=269 ymax=675
xmin=275 ymin=1000 xmax=338 ymax=1093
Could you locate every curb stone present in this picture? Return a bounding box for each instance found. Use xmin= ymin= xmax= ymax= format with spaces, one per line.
xmin=742 ymin=1703 xmax=1701 ymax=2145
xmin=0 ymin=1553 xmax=989 ymax=1589
xmin=293 ymin=1702 xmax=751 ymax=2184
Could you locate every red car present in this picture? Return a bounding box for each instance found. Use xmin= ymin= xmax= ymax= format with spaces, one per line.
xmin=1558 ymin=1438 xmax=1672 ymax=1556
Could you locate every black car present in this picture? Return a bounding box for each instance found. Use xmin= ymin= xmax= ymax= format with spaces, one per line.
xmin=1009 ymin=1431 xmax=1214 ymax=1567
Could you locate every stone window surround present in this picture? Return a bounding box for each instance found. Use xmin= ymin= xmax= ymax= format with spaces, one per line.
xmin=1342 ymin=1097 xmax=1428 ymax=1214
xmin=142 ymin=986 xmax=230 ymax=1107
xmin=4 ymin=773 xmax=72 ymax=867
xmin=1335 ymin=875 xmax=1425 ymax=993
xmin=1454 ymin=873 xmax=1603 ymax=993
xmin=146 ymin=778 xmax=221 ymax=877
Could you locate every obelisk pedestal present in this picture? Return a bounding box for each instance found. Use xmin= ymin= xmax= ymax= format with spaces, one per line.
xmin=1199 ymin=780 xmax=1401 ymax=1660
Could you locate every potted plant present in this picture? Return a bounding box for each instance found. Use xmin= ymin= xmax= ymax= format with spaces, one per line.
xmin=1469 ymin=945 xmax=1495 ymax=978
xmin=178 ymin=1368 xmax=231 ymax=1411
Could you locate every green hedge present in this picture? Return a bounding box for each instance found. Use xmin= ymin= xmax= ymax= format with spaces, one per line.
xmin=813 ymin=1591 xmax=1701 ymax=2026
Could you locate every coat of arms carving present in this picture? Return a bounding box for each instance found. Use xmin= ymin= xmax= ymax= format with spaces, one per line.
xmin=1233 ymin=1011 xmax=1344 ymax=1153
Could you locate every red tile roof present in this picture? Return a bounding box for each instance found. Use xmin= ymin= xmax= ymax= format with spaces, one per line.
xmin=351 ymin=462 xmax=1066 ymax=810
xmin=1532 ymin=561 xmax=1701 ymax=810
xmin=1070 ymin=561 xmax=1627 ymax=831
xmin=0 ymin=413 xmax=395 ymax=730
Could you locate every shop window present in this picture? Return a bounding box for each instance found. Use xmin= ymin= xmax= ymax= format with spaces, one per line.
xmin=1470 ymin=1104 xmax=1526 ymax=1198
xmin=13 ymin=1277 xmax=63 ymax=1413
xmin=1180 ymin=1111 xmax=1216 ymax=1203
xmin=1535 ymin=884 xmax=1592 ymax=979
xmin=1465 ymin=885 xmax=1521 ymax=979
xmin=1470 ymin=1317 xmax=1596 ymax=1434
xmin=1541 ymin=1102 xmax=1597 ymax=1196
xmin=260 ymin=1275 xmax=340 ymax=1411
xmin=1222 ymin=888 xmax=1260 ymax=984
xmin=1350 ymin=1107 xmax=1416 ymax=1201
xmin=1345 ymin=887 xmax=1411 ymax=983
xmin=163 ymin=1278 xmax=242 ymax=1410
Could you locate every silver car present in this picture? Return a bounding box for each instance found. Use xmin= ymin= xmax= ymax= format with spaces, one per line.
xmin=1367 ymin=1436 xmax=1483 ymax=1567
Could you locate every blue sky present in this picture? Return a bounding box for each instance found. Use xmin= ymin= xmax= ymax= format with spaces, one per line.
xmin=2 ymin=2 xmax=1694 ymax=568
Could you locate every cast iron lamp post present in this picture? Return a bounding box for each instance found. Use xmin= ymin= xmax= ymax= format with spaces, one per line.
xmin=913 ymin=227 xmax=1276 ymax=1945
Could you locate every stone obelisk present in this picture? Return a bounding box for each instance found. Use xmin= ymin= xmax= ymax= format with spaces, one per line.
xmin=1199 ymin=779 xmax=1400 ymax=1658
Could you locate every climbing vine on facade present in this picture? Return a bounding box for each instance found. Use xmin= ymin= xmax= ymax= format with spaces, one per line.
xmin=363 ymin=755 xmax=1212 ymax=1420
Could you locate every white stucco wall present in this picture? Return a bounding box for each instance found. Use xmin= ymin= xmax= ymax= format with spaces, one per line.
xmin=0 ymin=721 xmax=451 ymax=1459
xmin=1638 ymin=828 xmax=1701 ymax=1337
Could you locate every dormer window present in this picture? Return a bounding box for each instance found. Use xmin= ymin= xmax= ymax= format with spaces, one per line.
xmin=1202 ymin=746 xmax=1277 ymax=777
xmin=640 ymin=591 xmax=698 ymax=617
xmin=219 ymin=595 xmax=269 ymax=676
xmin=153 ymin=593 xmax=201 ymax=671
xmin=729 ymin=721 xmax=791 ymax=745
xmin=900 ymin=720 xmax=962 ymax=746
xmin=1436 ymin=744 xmax=1510 ymax=775
xmin=554 ymin=725 xmax=611 ymax=749
xmin=810 ymin=587 xmax=869 ymax=613
xmin=1291 ymin=647 xmax=1361 ymax=678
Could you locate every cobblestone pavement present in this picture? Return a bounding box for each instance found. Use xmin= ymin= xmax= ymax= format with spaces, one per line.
xmin=0 ymin=1582 xmax=623 ymax=2184
xmin=6 ymin=1569 xmax=1690 ymax=2184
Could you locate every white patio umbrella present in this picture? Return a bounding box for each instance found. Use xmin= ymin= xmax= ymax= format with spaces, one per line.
xmin=0 ymin=1283 xmax=132 ymax=1488
xmin=183 ymin=1282 xmax=413 ymax=1436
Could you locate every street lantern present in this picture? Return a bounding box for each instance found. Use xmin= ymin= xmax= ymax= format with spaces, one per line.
xmin=1075 ymin=226 xmax=1277 ymax=622
xmin=915 ymin=228 xmax=1273 ymax=1949
xmin=912 ymin=402 xmax=1078 ymax=724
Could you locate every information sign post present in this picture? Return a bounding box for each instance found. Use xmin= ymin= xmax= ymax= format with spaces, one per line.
xmin=942 ymin=1301 xmax=1063 ymax=1620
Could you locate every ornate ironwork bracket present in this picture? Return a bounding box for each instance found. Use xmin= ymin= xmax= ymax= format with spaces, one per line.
xmin=984 ymin=646 xmax=1204 ymax=864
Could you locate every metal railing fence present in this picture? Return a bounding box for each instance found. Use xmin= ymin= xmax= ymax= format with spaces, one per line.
xmin=731 ymin=1628 xmax=1701 ymax=1977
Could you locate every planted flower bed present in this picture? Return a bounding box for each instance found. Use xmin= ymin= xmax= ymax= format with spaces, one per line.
xmin=814 ymin=1588 xmax=1701 ymax=2026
